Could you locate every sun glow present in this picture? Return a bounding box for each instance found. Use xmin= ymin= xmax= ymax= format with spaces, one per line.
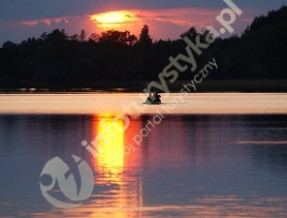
xmin=90 ymin=11 xmax=139 ymax=30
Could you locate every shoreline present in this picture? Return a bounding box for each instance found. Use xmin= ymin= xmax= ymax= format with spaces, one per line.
xmin=1 ymin=80 xmax=287 ymax=93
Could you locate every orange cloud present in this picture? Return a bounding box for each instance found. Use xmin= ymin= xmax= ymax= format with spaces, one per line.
xmin=90 ymin=10 xmax=140 ymax=30
xmin=88 ymin=8 xmax=220 ymax=39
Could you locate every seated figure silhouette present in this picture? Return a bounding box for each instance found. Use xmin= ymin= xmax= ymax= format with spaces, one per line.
xmin=146 ymin=91 xmax=161 ymax=104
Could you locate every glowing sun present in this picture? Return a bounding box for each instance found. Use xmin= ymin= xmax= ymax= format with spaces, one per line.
xmin=90 ymin=11 xmax=139 ymax=30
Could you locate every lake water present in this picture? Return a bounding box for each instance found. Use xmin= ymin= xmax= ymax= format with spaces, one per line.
xmin=0 ymin=94 xmax=287 ymax=217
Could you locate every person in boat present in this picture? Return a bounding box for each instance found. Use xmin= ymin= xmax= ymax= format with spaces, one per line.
xmin=146 ymin=91 xmax=161 ymax=104
xmin=153 ymin=91 xmax=161 ymax=102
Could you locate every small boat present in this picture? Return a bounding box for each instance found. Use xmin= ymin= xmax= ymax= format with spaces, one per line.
xmin=144 ymin=92 xmax=161 ymax=105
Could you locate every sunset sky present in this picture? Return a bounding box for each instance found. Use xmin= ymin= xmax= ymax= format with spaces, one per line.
xmin=0 ymin=0 xmax=286 ymax=45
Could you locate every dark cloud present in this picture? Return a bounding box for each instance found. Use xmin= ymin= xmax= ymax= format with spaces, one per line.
xmin=0 ymin=0 xmax=284 ymax=20
xmin=0 ymin=0 xmax=286 ymax=20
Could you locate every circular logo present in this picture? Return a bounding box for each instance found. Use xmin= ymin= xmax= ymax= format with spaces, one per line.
xmin=39 ymin=155 xmax=94 ymax=209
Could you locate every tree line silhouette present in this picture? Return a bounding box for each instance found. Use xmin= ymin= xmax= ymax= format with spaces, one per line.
xmin=0 ymin=6 xmax=286 ymax=88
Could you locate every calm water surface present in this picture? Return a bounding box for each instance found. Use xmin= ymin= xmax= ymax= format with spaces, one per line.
xmin=0 ymin=114 xmax=287 ymax=217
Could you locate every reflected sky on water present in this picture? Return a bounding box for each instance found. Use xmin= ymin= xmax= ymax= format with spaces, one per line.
xmin=0 ymin=114 xmax=287 ymax=217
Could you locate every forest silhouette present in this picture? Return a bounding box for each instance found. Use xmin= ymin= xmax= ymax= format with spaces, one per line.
xmin=0 ymin=6 xmax=286 ymax=91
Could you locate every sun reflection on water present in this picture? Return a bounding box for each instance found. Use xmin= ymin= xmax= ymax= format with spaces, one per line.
xmin=94 ymin=113 xmax=125 ymax=183
xmin=89 ymin=113 xmax=143 ymax=217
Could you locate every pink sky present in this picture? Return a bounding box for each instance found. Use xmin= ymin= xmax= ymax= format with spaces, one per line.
xmin=0 ymin=0 xmax=286 ymax=44
xmin=1 ymin=7 xmax=254 ymax=43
